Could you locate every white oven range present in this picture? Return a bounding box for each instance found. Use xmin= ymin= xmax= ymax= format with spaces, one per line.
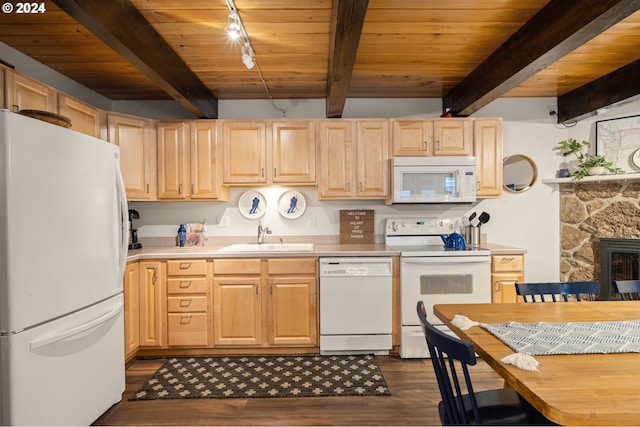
xmin=385 ymin=218 xmax=491 ymax=358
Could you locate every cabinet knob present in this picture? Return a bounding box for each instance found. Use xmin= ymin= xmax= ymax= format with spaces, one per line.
xmin=179 ymin=280 xmax=191 ymax=288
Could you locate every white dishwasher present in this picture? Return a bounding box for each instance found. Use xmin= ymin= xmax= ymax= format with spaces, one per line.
xmin=319 ymin=257 xmax=393 ymax=355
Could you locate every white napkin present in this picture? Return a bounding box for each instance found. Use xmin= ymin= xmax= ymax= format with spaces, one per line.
xmin=451 ymin=314 xmax=480 ymax=330
xmin=501 ymin=353 xmax=540 ymax=372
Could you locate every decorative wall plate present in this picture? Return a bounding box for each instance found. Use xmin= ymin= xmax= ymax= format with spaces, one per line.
xmin=632 ymin=147 xmax=640 ymax=169
xmin=278 ymin=190 xmax=306 ymax=219
xmin=238 ymin=190 xmax=266 ymax=219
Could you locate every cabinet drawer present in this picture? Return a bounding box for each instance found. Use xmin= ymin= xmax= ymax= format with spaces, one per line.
xmin=167 ymin=296 xmax=207 ymax=312
xmin=492 ymin=255 xmax=524 ymax=273
xmin=167 ymin=313 xmax=209 ymax=347
xmin=214 ymin=258 xmax=262 ymax=275
xmin=167 ymin=277 xmax=207 ymax=294
xmin=267 ymin=258 xmax=316 ymax=275
xmin=166 ymin=259 xmax=207 ymax=276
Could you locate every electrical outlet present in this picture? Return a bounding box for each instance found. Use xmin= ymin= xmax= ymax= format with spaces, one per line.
xmin=219 ymin=215 xmax=229 ymax=227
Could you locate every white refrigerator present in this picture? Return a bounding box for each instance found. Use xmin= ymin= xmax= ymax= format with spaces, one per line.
xmin=0 ymin=110 xmax=128 ymax=425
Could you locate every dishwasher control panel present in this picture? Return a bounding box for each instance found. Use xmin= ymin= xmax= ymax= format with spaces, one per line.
xmin=319 ymin=257 xmax=392 ymax=277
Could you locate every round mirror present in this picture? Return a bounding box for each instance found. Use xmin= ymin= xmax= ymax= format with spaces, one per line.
xmin=503 ymin=154 xmax=538 ymax=193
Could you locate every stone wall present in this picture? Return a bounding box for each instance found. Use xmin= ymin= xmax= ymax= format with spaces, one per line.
xmin=559 ymin=181 xmax=640 ymax=282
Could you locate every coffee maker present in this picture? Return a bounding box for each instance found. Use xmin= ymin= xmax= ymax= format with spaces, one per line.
xmin=128 ymin=209 xmax=142 ymax=249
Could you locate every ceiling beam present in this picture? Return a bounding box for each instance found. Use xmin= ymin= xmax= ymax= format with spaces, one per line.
xmin=443 ymin=0 xmax=640 ymax=117
xmin=51 ymin=0 xmax=218 ymax=118
xmin=557 ymin=59 xmax=640 ymax=123
xmin=326 ymin=0 xmax=369 ymax=118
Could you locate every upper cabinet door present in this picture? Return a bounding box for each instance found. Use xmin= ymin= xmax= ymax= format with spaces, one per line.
xmin=392 ymin=119 xmax=432 ymax=156
xmin=157 ymin=121 xmax=188 ymax=199
xmin=190 ymin=120 xmax=226 ymax=200
xmin=5 ymin=70 xmax=56 ymax=113
xmin=57 ymin=94 xmax=101 ymax=138
xmin=222 ymin=121 xmax=268 ymax=184
xmin=432 ymin=119 xmax=473 ymax=156
xmin=271 ymin=121 xmax=316 ymax=185
xmin=317 ymin=120 xmax=354 ymax=198
xmin=108 ymin=113 xmax=157 ymax=200
xmin=474 ymin=118 xmax=503 ymax=198
xmin=356 ymin=120 xmax=389 ymax=198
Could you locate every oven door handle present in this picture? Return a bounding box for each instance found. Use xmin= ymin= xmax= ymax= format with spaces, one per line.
xmin=401 ymin=257 xmax=490 ymax=264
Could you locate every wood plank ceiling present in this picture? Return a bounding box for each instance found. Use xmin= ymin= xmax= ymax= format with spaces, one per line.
xmin=1 ymin=0 xmax=640 ymax=122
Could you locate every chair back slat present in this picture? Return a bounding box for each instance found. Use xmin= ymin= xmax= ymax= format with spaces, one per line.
xmin=612 ymin=280 xmax=640 ymax=301
xmin=417 ymin=301 xmax=480 ymax=424
xmin=515 ymin=281 xmax=600 ymax=303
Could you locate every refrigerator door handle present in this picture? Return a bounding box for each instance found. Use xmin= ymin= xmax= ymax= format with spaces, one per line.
xmin=29 ymin=302 xmax=124 ymax=350
xmin=116 ymin=162 xmax=129 ymax=283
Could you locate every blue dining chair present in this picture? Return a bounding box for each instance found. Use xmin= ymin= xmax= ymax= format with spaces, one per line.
xmin=514 ymin=281 xmax=600 ymax=302
xmin=612 ymin=280 xmax=640 ymax=301
xmin=416 ymin=301 xmax=555 ymax=425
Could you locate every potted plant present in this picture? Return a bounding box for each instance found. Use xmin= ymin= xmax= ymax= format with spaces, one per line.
xmin=573 ymin=153 xmax=623 ymax=180
xmin=553 ymin=138 xmax=623 ymax=181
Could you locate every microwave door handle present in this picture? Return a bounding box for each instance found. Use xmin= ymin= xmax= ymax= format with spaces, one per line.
xmin=455 ymin=170 xmax=460 ymax=196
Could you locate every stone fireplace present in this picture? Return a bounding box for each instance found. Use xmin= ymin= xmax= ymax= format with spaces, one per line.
xmin=559 ymin=181 xmax=640 ymax=299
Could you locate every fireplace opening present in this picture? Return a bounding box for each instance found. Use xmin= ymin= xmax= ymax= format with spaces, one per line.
xmin=600 ymin=238 xmax=640 ymax=300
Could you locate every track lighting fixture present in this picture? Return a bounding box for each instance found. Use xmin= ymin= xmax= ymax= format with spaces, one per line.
xmin=241 ymin=42 xmax=255 ymax=69
xmin=226 ymin=13 xmax=242 ymax=40
xmin=225 ymin=0 xmax=257 ymax=69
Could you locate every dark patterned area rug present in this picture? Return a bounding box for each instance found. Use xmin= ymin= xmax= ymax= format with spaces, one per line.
xmin=130 ymin=354 xmax=391 ymax=400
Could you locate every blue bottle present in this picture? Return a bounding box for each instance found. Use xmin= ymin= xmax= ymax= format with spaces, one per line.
xmin=178 ymin=224 xmax=186 ymax=247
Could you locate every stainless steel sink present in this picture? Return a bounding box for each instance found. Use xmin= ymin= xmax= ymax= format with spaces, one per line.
xmin=217 ymin=243 xmax=315 ymax=252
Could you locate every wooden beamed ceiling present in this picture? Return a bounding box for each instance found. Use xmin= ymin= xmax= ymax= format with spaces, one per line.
xmin=3 ymin=1 xmax=640 ymax=121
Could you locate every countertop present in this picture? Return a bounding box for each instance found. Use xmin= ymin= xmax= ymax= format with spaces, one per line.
xmin=126 ymin=242 xmax=525 ymax=261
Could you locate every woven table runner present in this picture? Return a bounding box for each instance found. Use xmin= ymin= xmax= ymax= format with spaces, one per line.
xmin=481 ymin=320 xmax=640 ymax=356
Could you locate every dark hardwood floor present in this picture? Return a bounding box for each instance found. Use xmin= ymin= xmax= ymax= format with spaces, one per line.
xmin=94 ymin=356 xmax=505 ymax=426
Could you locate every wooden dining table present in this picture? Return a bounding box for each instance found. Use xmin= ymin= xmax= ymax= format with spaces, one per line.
xmin=433 ymin=301 xmax=640 ymax=426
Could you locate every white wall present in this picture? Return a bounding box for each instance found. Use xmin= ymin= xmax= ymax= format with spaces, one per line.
xmin=5 ymin=41 xmax=640 ymax=283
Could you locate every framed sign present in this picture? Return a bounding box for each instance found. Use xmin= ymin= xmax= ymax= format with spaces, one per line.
xmin=339 ymin=210 xmax=374 ymax=244
xmin=596 ymin=115 xmax=640 ymax=172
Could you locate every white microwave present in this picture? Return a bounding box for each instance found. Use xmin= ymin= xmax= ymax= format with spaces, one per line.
xmin=388 ymin=157 xmax=477 ymax=204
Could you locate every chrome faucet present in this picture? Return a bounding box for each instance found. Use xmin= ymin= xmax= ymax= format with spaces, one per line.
xmin=257 ymin=220 xmax=271 ymax=244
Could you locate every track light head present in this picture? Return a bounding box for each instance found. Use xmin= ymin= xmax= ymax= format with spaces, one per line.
xmin=226 ymin=13 xmax=242 ymax=40
xmin=242 ymin=42 xmax=255 ymax=69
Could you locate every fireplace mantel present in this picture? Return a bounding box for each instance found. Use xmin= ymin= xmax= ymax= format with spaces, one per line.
xmin=543 ymin=172 xmax=640 ymax=185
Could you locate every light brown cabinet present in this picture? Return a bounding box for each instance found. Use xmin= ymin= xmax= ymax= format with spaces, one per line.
xmin=317 ymin=119 xmax=389 ymax=199
xmin=212 ymin=258 xmax=317 ymax=347
xmin=123 ymin=262 xmax=139 ymax=362
xmin=222 ymin=120 xmax=316 ymax=186
xmin=267 ymin=258 xmax=317 ymax=346
xmin=5 ymin=70 xmax=57 ymax=113
xmin=491 ymin=254 xmax=524 ymax=303
xmin=212 ymin=258 xmax=263 ymax=346
xmin=432 ymin=119 xmax=473 ymax=156
xmin=392 ymin=118 xmax=472 ymax=157
xmin=166 ymin=259 xmax=213 ymax=347
xmin=222 ymin=120 xmax=268 ymax=184
xmin=391 ymin=119 xmax=432 ymax=156
xmin=5 ymin=70 xmax=102 ymax=138
xmin=271 ymin=120 xmax=316 ymax=184
xmin=138 ymin=260 xmax=166 ymax=348
xmin=108 ymin=113 xmax=157 ymax=200
xmin=474 ymin=118 xmax=503 ymax=198
xmin=157 ymin=121 xmax=228 ymax=200
xmin=57 ymin=93 xmax=101 ymax=137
